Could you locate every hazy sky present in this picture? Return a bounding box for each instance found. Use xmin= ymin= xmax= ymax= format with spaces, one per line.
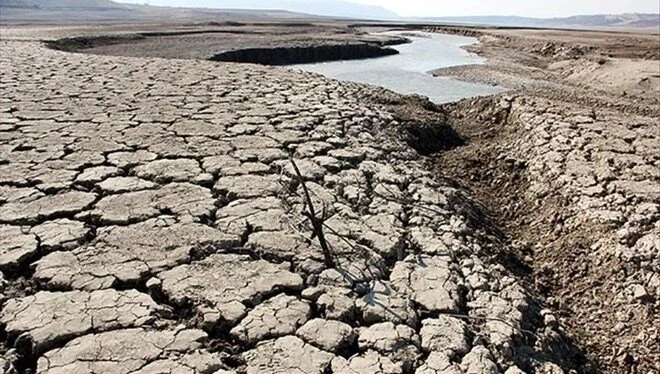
xmin=118 ymin=0 xmax=660 ymax=18
xmin=359 ymin=0 xmax=660 ymax=17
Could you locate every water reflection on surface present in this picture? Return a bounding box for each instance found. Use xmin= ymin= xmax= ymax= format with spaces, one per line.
xmin=290 ymin=32 xmax=505 ymax=103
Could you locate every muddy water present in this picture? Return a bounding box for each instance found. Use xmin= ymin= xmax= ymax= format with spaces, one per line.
xmin=290 ymin=32 xmax=505 ymax=103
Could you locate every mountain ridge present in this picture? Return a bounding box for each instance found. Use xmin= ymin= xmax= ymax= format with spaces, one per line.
xmin=0 ymin=0 xmax=398 ymax=20
xmin=1 ymin=0 xmax=658 ymax=28
xmin=419 ymin=13 xmax=660 ymax=29
xmin=132 ymin=0 xmax=398 ymax=19
xmin=0 ymin=0 xmax=124 ymax=8
xmin=0 ymin=0 xmax=311 ymax=21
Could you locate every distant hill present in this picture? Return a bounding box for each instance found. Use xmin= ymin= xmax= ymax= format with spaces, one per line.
xmin=0 ymin=0 xmax=122 ymax=8
xmin=0 ymin=0 xmax=311 ymax=22
xmin=421 ymin=13 xmax=660 ymax=30
xmin=132 ymin=1 xmax=399 ymax=20
xmin=544 ymin=13 xmax=659 ymax=28
xmin=2 ymin=1 xmax=656 ymax=28
xmin=0 ymin=0 xmax=398 ymax=22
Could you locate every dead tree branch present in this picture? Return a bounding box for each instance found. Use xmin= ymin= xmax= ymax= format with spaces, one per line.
xmin=289 ymin=156 xmax=335 ymax=268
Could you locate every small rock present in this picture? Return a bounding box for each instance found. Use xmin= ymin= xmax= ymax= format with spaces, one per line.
xmin=629 ymin=284 xmax=648 ymax=301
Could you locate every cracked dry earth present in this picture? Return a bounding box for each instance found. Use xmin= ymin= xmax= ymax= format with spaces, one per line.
xmin=438 ymin=95 xmax=659 ymax=373
xmin=1 ymin=35 xmax=590 ymax=374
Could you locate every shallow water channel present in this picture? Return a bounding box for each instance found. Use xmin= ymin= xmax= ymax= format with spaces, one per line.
xmin=290 ymin=32 xmax=505 ymax=103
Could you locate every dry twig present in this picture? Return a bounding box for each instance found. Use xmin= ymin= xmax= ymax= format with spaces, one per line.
xmin=288 ymin=156 xmax=335 ymax=268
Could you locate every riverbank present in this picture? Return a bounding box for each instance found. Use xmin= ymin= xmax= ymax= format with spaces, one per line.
xmin=429 ymin=26 xmax=659 ymax=116
xmin=429 ymin=27 xmax=659 ymax=374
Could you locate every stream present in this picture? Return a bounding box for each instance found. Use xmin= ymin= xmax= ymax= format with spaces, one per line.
xmin=290 ymin=32 xmax=505 ymax=103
